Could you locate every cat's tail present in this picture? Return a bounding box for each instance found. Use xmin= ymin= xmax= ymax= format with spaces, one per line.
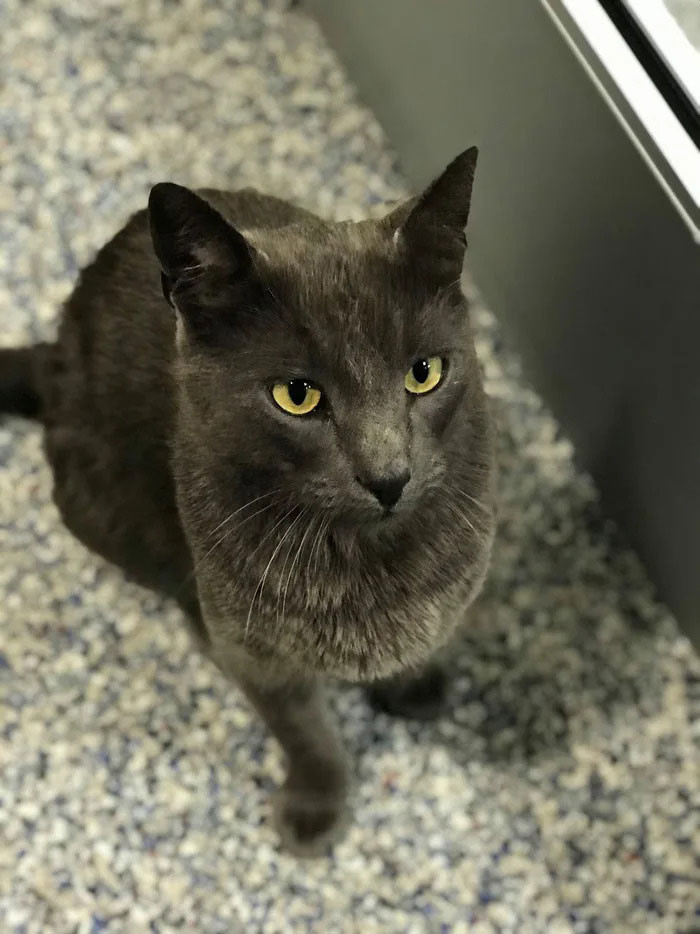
xmin=0 ymin=344 xmax=50 ymax=419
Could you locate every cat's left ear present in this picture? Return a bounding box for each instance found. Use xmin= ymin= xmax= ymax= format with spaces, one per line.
xmin=148 ymin=183 xmax=256 ymax=340
xmin=386 ymin=146 xmax=478 ymax=281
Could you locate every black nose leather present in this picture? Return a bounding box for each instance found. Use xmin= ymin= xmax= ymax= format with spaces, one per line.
xmin=363 ymin=470 xmax=411 ymax=509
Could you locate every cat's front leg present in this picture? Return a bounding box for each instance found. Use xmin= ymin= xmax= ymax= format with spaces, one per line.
xmin=236 ymin=669 xmax=350 ymax=856
xmin=197 ymin=594 xmax=350 ymax=854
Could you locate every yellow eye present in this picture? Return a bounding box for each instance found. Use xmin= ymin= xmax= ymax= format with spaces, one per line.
xmin=405 ymin=356 xmax=444 ymax=395
xmin=271 ymin=379 xmax=322 ymax=416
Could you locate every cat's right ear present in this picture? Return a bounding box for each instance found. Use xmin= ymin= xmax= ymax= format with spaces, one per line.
xmin=385 ymin=147 xmax=478 ymax=283
xmin=148 ymin=183 xmax=255 ymax=340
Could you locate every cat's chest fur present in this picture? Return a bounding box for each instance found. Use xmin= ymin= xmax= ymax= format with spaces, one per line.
xmin=177 ymin=452 xmax=494 ymax=680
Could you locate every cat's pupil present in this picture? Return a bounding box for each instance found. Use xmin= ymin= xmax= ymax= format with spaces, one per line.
xmin=413 ymin=359 xmax=430 ymax=384
xmin=288 ymin=380 xmax=308 ymax=406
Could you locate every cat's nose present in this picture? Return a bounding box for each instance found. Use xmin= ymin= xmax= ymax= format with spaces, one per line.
xmin=360 ymin=470 xmax=411 ymax=510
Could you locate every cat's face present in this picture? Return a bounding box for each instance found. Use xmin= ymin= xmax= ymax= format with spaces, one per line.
xmin=150 ymin=150 xmax=480 ymax=533
xmin=175 ymin=234 xmax=475 ymax=533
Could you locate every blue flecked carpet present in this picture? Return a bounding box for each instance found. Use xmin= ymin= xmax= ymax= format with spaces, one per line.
xmin=1 ymin=2 xmax=698 ymax=931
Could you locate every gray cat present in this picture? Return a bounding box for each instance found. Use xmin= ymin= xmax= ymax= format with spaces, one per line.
xmin=0 ymin=148 xmax=495 ymax=855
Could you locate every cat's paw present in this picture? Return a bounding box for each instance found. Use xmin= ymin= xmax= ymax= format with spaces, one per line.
xmin=367 ymin=664 xmax=447 ymax=720
xmin=273 ymin=788 xmax=349 ymax=857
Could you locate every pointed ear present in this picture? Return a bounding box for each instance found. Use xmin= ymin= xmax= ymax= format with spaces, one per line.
xmin=387 ymin=147 xmax=478 ymax=280
xmin=148 ymin=183 xmax=255 ymax=339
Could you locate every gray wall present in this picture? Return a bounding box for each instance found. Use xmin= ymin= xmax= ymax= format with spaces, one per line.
xmin=306 ymin=0 xmax=700 ymax=642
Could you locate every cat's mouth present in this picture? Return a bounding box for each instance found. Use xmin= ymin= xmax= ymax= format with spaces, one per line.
xmin=362 ymin=502 xmax=414 ymax=537
xmin=338 ymin=506 xmax=402 ymax=531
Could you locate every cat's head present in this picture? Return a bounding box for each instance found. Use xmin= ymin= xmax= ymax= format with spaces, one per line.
xmin=149 ymin=149 xmax=482 ymax=532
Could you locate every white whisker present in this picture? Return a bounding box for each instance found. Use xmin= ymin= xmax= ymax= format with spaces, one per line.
xmin=196 ymin=500 xmax=278 ymax=570
xmin=275 ymin=508 xmax=310 ymax=626
xmin=202 ymin=488 xmax=281 ymax=544
xmin=245 ymin=507 xmax=305 ymax=643
xmin=308 ymin=513 xmax=330 ymax=587
xmin=457 ymin=488 xmax=491 ymax=516
xmin=445 ymin=481 xmax=493 ymax=537
xmin=280 ymin=511 xmax=318 ymax=634
xmin=175 ymin=494 xmax=282 ymax=599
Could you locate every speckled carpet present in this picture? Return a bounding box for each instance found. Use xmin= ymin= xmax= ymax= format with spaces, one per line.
xmin=1 ymin=1 xmax=698 ymax=932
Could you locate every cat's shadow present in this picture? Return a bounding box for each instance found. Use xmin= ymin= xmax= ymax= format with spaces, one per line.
xmin=345 ymin=582 xmax=667 ymax=774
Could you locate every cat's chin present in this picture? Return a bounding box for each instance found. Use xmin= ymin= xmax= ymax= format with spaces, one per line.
xmin=355 ymin=503 xmax=412 ymax=531
xmin=366 ymin=510 xmax=405 ymax=536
